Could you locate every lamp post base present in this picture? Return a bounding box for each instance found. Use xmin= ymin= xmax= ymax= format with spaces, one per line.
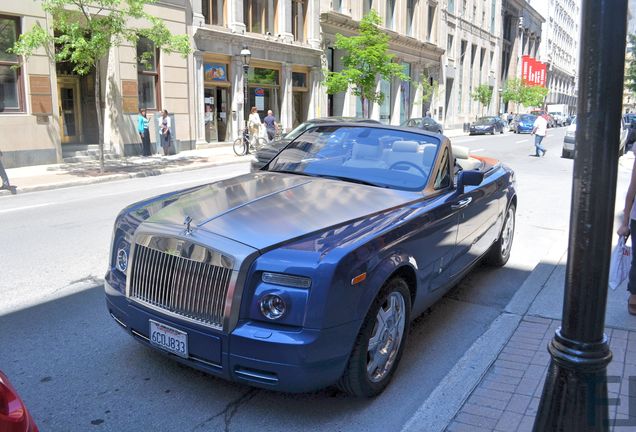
xmin=533 ymin=330 xmax=613 ymax=431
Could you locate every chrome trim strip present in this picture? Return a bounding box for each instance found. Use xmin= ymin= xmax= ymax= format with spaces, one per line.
xmin=110 ymin=313 xmax=127 ymax=329
xmin=234 ymin=368 xmax=279 ymax=383
xmin=131 ymin=329 xmax=149 ymax=341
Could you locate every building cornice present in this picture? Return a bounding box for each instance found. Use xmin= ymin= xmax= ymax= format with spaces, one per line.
xmin=320 ymin=11 xmax=445 ymax=64
xmin=193 ymin=26 xmax=324 ymax=57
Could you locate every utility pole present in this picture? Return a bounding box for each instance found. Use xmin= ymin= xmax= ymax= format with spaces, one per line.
xmin=532 ymin=0 xmax=628 ymax=430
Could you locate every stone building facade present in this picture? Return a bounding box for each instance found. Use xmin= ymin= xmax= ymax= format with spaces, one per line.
xmin=191 ymin=0 xmax=324 ymax=145
xmin=499 ymin=0 xmax=544 ymax=113
xmin=0 ymin=0 xmax=193 ymax=168
xmin=320 ymin=0 xmax=444 ymax=126
xmin=439 ymin=0 xmax=503 ymax=128
xmin=529 ymin=0 xmax=580 ymax=112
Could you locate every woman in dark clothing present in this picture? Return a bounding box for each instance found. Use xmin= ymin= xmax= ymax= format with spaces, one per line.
xmin=138 ymin=108 xmax=152 ymax=156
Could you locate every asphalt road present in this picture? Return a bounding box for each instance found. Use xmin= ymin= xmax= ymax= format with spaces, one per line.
xmin=0 ymin=127 xmax=619 ymax=432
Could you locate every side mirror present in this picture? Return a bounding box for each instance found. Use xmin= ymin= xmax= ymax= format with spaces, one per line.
xmin=457 ymin=170 xmax=484 ymax=194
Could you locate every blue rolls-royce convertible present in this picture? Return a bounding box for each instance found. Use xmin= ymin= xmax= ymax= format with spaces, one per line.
xmin=105 ymin=124 xmax=516 ymax=397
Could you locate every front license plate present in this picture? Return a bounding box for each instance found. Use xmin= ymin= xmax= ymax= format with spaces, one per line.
xmin=149 ymin=320 xmax=188 ymax=358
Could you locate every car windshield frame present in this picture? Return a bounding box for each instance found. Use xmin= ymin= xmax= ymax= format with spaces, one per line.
xmin=265 ymin=125 xmax=442 ymax=192
xmin=475 ymin=117 xmax=496 ymax=125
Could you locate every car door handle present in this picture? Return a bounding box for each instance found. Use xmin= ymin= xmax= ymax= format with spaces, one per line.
xmin=451 ymin=197 xmax=472 ymax=210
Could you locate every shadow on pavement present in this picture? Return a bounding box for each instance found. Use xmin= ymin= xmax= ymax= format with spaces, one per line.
xmin=46 ymin=156 xmax=211 ymax=178
xmin=0 ymin=261 xmax=532 ymax=432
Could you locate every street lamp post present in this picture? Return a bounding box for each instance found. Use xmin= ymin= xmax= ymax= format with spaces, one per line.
xmin=240 ymin=45 xmax=251 ymax=134
xmin=532 ymin=0 xmax=628 ymax=430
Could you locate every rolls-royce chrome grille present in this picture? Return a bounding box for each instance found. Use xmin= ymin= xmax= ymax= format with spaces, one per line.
xmin=128 ymin=242 xmax=233 ymax=329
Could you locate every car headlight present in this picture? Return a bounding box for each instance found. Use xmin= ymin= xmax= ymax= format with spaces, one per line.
xmin=262 ymin=272 xmax=311 ymax=288
xmin=115 ymin=240 xmax=130 ymax=274
xmin=259 ymin=294 xmax=287 ymax=320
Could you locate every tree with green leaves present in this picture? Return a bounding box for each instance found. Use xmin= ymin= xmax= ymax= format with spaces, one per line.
xmin=420 ymin=75 xmax=439 ymax=109
xmin=502 ymin=78 xmax=524 ymax=109
xmin=471 ymin=84 xmax=493 ymax=116
xmin=324 ymin=9 xmax=409 ymax=118
xmin=10 ymin=0 xmax=191 ymax=171
xmin=520 ymin=85 xmax=549 ymax=108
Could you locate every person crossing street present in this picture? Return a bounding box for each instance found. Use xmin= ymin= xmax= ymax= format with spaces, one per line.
xmin=0 ymin=150 xmax=16 ymax=194
xmin=531 ymin=113 xmax=549 ymax=157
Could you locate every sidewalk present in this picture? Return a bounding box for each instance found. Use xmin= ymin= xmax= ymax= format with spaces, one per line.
xmin=1 ymin=144 xmax=251 ymax=197
xmin=402 ymin=232 xmax=636 ymax=432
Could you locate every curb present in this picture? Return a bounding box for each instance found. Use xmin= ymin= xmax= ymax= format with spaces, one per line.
xmin=400 ymin=313 xmax=522 ymax=432
xmin=0 ymin=156 xmax=251 ymax=197
xmin=400 ymin=236 xmax=570 ymax=432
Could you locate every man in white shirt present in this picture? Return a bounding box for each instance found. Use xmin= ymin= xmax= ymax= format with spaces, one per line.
xmin=531 ymin=113 xmax=548 ymax=157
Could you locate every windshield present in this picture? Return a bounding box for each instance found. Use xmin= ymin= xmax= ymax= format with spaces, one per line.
xmin=284 ymin=122 xmax=312 ymax=141
xmin=266 ymin=125 xmax=441 ymax=191
xmin=476 ymin=117 xmax=495 ymax=124
xmin=519 ymin=114 xmax=537 ymax=122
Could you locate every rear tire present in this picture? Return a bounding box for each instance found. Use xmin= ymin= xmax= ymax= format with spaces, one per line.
xmin=337 ymin=277 xmax=411 ymax=397
xmin=485 ymin=204 xmax=516 ymax=267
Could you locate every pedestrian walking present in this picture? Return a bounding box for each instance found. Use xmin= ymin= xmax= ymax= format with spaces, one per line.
xmin=160 ymin=109 xmax=172 ymax=156
xmin=138 ymin=108 xmax=152 ymax=156
xmin=617 ymin=148 xmax=636 ymax=315
xmin=531 ymin=113 xmax=548 ymax=157
xmin=263 ymin=109 xmax=278 ymax=141
xmin=0 ymin=150 xmax=16 ymax=194
xmin=507 ymin=111 xmax=514 ymax=125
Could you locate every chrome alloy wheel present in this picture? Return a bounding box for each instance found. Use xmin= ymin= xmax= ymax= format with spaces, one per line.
xmin=501 ymin=207 xmax=515 ymax=257
xmin=367 ymin=292 xmax=406 ymax=383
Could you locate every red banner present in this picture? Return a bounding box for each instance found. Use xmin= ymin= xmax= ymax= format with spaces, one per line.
xmin=521 ymin=56 xmax=546 ymax=87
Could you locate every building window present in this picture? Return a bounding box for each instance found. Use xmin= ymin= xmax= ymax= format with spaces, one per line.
xmin=292 ymin=0 xmax=307 ymax=42
xmin=333 ymin=0 xmax=342 ymax=12
xmin=448 ymin=0 xmax=455 ymax=13
xmin=202 ymin=0 xmax=225 ymax=25
xmin=406 ymin=0 xmax=416 ymax=36
xmin=447 ymin=34 xmax=454 ymax=56
xmin=490 ymin=0 xmax=496 ymax=33
xmin=0 ymin=15 xmax=23 ymax=112
xmin=363 ymin=0 xmax=373 ymax=16
xmin=137 ymin=37 xmax=160 ymax=110
xmin=428 ymin=5 xmax=436 ymax=42
xmin=386 ymin=0 xmax=396 ymax=29
xmin=244 ymin=0 xmax=276 ymax=34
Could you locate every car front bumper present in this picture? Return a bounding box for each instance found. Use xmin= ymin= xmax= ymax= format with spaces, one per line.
xmin=563 ymin=135 xmax=576 ymax=151
xmin=105 ymin=280 xmax=357 ymax=393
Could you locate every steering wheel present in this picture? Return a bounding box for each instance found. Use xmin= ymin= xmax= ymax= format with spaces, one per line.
xmin=389 ymin=161 xmax=427 ymax=177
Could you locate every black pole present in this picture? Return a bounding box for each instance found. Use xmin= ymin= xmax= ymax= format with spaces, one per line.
xmin=243 ymin=64 xmax=249 ymax=132
xmin=533 ymin=1 xmax=628 ymax=430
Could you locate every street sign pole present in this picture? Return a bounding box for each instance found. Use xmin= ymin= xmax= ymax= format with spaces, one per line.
xmin=533 ymin=0 xmax=628 ymax=430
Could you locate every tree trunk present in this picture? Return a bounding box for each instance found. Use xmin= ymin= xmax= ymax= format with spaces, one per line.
xmin=362 ymin=96 xmax=368 ymax=119
xmin=94 ymin=60 xmax=104 ymax=173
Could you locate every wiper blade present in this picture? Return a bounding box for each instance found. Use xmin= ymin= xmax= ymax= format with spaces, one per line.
xmin=269 ymin=170 xmax=317 ymax=178
xmin=314 ymin=175 xmax=386 ymax=188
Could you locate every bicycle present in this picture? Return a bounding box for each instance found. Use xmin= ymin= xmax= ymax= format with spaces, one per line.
xmin=233 ymin=128 xmax=268 ymax=156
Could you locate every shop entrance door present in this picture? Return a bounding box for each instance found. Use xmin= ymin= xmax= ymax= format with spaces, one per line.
xmin=57 ymin=77 xmax=82 ymax=144
xmin=292 ymin=92 xmax=306 ymax=128
xmin=204 ymin=87 xmax=230 ymax=142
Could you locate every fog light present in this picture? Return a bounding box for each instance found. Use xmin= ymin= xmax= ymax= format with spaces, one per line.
xmin=259 ymin=294 xmax=286 ymax=320
xmin=115 ymin=244 xmax=129 ymax=274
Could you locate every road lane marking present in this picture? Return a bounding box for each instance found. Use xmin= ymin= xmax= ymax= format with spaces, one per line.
xmin=516 ymin=139 xmax=528 ymax=143
xmin=0 ymin=203 xmax=52 ymax=214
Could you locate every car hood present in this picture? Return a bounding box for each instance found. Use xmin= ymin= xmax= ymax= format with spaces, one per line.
xmin=143 ymin=172 xmax=418 ymax=250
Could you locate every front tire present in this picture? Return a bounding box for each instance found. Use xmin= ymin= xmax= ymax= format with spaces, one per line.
xmin=485 ymin=204 xmax=516 ymax=267
xmin=337 ymin=277 xmax=411 ymax=397
xmin=233 ymin=137 xmax=247 ymax=156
